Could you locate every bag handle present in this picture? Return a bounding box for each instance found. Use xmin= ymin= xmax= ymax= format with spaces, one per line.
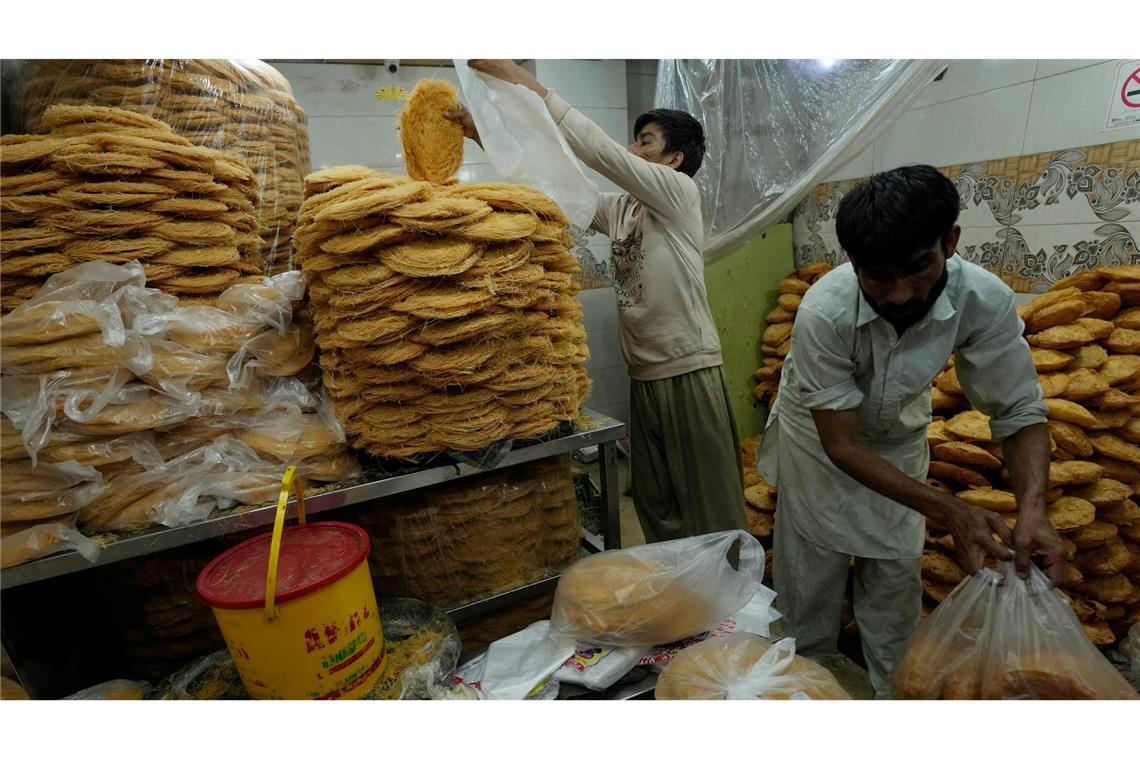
xmin=264 ymin=465 xmax=307 ymax=621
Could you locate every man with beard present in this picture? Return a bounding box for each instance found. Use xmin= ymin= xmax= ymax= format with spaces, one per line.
xmin=756 ymin=164 xmax=1066 ymax=697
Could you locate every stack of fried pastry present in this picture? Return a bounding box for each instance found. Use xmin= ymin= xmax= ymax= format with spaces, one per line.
xmin=924 ymin=265 xmax=1140 ymax=645
xmin=753 ymin=263 xmax=832 ymax=406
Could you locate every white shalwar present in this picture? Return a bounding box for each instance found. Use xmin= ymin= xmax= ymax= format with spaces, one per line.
xmin=757 ymin=255 xmax=1046 ymax=697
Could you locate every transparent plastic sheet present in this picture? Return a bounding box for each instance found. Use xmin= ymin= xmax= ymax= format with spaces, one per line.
xmin=454 ymin=59 xmax=598 ymax=229
xmin=353 ymin=455 xmax=580 ymax=609
xmin=549 ymin=529 xmax=765 ymax=648
xmin=654 ymin=59 xmax=948 ymax=261
xmin=892 ymin=563 xmax=1139 ymax=699
xmin=14 ymin=59 xmax=311 ymax=275
xmin=655 ymin=633 xmax=851 ymax=700
xmin=156 ymin=649 xmax=248 ymax=700
xmin=62 ymin=679 xmax=152 ymax=700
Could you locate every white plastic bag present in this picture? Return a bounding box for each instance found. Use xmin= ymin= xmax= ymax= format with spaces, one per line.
xmin=454 ymin=59 xmax=598 ymax=229
xmin=655 ymin=633 xmax=851 ymax=700
xmin=892 ymin=562 xmax=1139 ymax=699
xmin=476 ymin=620 xmax=576 ymax=700
xmin=550 ymin=529 xmax=766 ymax=648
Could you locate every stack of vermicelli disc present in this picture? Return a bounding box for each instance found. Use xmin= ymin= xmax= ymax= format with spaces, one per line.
xmin=0 ymin=104 xmax=262 ymax=312
xmin=294 ymin=81 xmax=590 ymax=460
xmin=923 ymin=265 xmax=1140 ymax=645
xmin=753 ymin=262 xmax=832 ymax=406
xmin=354 ymin=455 xmax=581 ymax=607
xmin=17 ymin=59 xmax=309 ymax=276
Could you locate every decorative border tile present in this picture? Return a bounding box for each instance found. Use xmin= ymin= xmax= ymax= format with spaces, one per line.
xmin=793 ymin=139 xmax=1140 ymax=292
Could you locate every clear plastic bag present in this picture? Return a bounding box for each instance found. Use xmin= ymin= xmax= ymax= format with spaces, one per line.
xmin=0 ymin=459 xmax=104 ymax=522
xmin=453 ymin=59 xmax=598 ymax=229
xmin=15 ymin=59 xmax=310 ymax=275
xmin=62 ymin=679 xmax=151 ymax=700
xmin=550 ymin=529 xmax=766 ymax=648
xmin=655 ymin=633 xmax=851 ymax=700
xmin=0 ymin=518 xmax=101 ymax=569
xmin=892 ymin=562 xmax=1139 ymax=699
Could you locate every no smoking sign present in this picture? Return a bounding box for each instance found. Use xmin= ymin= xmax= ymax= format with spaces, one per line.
xmin=1106 ymin=59 xmax=1140 ymax=129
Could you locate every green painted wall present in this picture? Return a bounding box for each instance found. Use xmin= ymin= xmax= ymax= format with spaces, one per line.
xmin=705 ymin=224 xmax=794 ymax=438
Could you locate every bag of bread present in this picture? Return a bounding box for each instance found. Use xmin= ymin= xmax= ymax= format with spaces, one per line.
xmin=0 ymin=517 xmax=101 ymax=569
xmin=655 ymin=633 xmax=850 ymax=700
xmin=892 ymin=562 xmax=1138 ymax=699
xmin=549 ymin=529 xmax=766 ymax=648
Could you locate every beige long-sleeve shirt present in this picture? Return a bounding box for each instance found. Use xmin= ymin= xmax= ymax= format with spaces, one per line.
xmin=543 ymin=91 xmax=723 ymax=381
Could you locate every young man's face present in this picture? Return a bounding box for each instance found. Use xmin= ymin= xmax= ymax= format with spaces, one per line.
xmin=856 ymin=226 xmax=960 ymax=325
xmin=628 ymin=122 xmax=681 ymax=170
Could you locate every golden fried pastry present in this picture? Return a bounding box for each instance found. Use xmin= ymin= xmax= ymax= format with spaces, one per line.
xmin=945 ymin=410 xmax=992 ymax=442
xmin=1027 ymin=324 xmax=1096 ymax=350
xmin=934 ymin=441 xmax=1001 ymax=470
xmin=1045 ymin=398 xmax=1099 ymax=428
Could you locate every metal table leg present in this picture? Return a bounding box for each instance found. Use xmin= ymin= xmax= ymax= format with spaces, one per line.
xmin=599 ymin=440 xmax=621 ymax=550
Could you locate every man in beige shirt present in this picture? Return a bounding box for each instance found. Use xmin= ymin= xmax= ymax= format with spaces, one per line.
xmin=447 ymin=60 xmax=745 ymax=543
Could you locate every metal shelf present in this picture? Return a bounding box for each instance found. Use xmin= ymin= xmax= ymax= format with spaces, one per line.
xmin=1 ymin=410 xmax=626 ymax=590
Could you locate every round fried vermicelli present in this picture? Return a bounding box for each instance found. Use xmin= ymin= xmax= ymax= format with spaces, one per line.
xmin=296 ymin=163 xmax=591 ymax=459
xmin=399 ymin=80 xmax=464 ymax=184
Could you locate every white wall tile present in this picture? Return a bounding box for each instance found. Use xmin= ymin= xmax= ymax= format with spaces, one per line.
xmin=824 ymin=143 xmax=874 ymax=182
xmin=275 ymin=62 xmax=460 ymax=118
xmin=1016 ymin=222 xmax=1140 ymax=272
xmin=909 ymin=60 xmax=1037 ymax=109
xmin=873 ymin=83 xmax=1033 ymax=172
xmin=576 ymin=287 xmax=620 ymax=332
xmin=535 ymin=59 xmax=627 ymax=110
xmin=1034 ymin=59 xmax=1112 ymax=80
xmin=307 ymin=115 xmax=400 ymax=170
xmin=1022 ymin=60 xmax=1140 ymax=156
xmin=585 ymin=326 xmax=625 ymax=371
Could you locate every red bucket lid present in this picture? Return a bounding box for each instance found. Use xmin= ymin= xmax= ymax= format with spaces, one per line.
xmin=196 ymin=522 xmax=371 ymax=610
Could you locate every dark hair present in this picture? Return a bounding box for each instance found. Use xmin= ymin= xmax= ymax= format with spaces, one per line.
xmin=835 ymin=164 xmax=960 ymax=271
xmin=634 ymin=108 xmax=706 ymax=177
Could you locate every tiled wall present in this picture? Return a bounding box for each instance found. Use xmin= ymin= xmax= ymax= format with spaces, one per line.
xmin=274 ymin=60 xmax=634 ymax=422
xmin=796 ymin=60 xmax=1140 ymax=293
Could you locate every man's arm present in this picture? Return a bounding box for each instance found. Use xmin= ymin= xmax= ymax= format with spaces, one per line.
xmin=1000 ymin=423 xmax=1063 ymax=584
xmin=954 ymin=285 xmax=1064 ymax=584
xmin=811 ymin=408 xmax=1014 ymax=574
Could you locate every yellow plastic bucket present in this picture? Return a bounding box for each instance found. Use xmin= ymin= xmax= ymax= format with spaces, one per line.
xmin=196 ymin=466 xmax=385 ymax=699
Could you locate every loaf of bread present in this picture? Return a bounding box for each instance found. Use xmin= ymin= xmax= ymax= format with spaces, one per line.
xmin=656 ymin=633 xmax=850 ymax=700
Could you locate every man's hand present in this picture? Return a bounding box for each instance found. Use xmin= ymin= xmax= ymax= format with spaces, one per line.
xmin=1011 ymin=511 xmax=1066 ymax=585
xmin=942 ymin=501 xmax=1014 ymax=575
xmin=467 ymin=60 xmax=549 ymax=98
xmin=442 ymin=104 xmax=481 ymax=146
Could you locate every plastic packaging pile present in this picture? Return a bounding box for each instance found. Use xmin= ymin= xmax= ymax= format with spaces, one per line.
xmin=352 ymin=455 xmax=581 ymax=608
xmin=0 ymin=260 xmax=358 ymax=569
xmin=892 ymin=561 xmax=1138 ymax=699
xmin=925 ymin=265 xmax=1140 ymax=646
xmin=294 ymin=80 xmax=591 ymax=460
xmin=17 ymin=59 xmax=311 ymax=275
xmin=452 ymin=531 xmax=793 ymax=700
xmin=1 ymin=104 xmax=265 ymax=312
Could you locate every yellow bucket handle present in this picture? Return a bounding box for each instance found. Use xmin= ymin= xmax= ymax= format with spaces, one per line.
xmin=265 ymin=465 xmax=307 ymax=621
